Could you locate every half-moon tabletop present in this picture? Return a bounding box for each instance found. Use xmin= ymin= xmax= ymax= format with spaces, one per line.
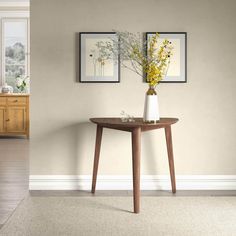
xmin=90 ymin=117 xmax=178 ymax=132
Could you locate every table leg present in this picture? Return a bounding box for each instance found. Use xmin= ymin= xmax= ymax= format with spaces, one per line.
xmin=132 ymin=127 xmax=141 ymax=213
xmin=165 ymin=125 xmax=176 ymax=193
xmin=91 ymin=125 xmax=103 ymax=193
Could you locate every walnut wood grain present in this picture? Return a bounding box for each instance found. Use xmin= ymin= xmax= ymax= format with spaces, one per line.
xmin=132 ymin=127 xmax=141 ymax=213
xmin=90 ymin=117 xmax=178 ymax=213
xmin=90 ymin=118 xmax=178 ymax=132
xmin=165 ymin=126 xmax=176 ymax=193
xmin=91 ymin=125 xmax=103 ymax=193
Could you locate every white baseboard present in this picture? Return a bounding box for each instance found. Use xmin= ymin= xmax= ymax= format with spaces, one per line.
xmin=29 ymin=175 xmax=236 ymax=191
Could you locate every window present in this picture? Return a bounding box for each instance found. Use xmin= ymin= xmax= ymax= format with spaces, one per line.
xmin=1 ymin=18 xmax=29 ymax=92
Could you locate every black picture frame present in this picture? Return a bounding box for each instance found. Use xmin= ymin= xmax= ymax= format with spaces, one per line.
xmin=79 ymin=32 xmax=120 ymax=83
xmin=146 ymin=32 xmax=187 ymax=83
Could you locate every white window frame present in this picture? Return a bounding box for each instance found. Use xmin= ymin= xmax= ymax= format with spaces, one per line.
xmin=1 ymin=17 xmax=30 ymax=86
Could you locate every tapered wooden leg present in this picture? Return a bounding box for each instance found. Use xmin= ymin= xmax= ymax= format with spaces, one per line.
xmin=165 ymin=125 xmax=176 ymax=193
xmin=132 ymin=127 xmax=141 ymax=213
xmin=91 ymin=125 xmax=103 ymax=193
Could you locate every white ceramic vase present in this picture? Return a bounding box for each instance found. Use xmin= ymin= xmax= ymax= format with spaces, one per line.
xmin=143 ymin=88 xmax=160 ymax=123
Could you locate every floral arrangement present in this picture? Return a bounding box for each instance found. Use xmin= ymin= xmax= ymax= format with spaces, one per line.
xmin=16 ymin=75 xmax=29 ymax=93
xmin=146 ymin=34 xmax=173 ymax=87
xmin=96 ymin=31 xmax=173 ymax=88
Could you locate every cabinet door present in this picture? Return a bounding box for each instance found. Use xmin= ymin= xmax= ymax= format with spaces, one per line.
xmin=0 ymin=107 xmax=6 ymax=132
xmin=6 ymin=107 xmax=26 ymax=133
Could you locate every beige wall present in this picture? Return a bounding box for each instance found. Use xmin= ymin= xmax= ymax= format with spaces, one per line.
xmin=30 ymin=0 xmax=236 ymax=176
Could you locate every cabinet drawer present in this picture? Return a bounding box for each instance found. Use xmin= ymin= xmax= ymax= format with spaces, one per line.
xmin=0 ymin=97 xmax=7 ymax=106
xmin=7 ymin=97 xmax=27 ymax=105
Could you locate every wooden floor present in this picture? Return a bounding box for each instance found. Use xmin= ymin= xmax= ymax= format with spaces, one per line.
xmin=0 ymin=137 xmax=29 ymax=229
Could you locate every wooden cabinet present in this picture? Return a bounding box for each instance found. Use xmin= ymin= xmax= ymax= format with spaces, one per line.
xmin=0 ymin=94 xmax=29 ymax=138
xmin=0 ymin=107 xmax=5 ymax=132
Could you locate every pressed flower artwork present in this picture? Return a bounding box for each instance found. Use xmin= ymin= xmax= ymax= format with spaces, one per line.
xmin=79 ymin=32 xmax=119 ymax=83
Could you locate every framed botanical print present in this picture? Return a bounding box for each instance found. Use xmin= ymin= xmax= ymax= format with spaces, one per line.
xmin=79 ymin=32 xmax=120 ymax=83
xmin=146 ymin=32 xmax=187 ymax=83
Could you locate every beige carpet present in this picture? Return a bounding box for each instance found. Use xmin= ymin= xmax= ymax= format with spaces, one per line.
xmin=0 ymin=196 xmax=236 ymax=236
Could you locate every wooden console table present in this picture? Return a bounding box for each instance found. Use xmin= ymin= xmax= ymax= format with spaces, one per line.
xmin=90 ymin=117 xmax=178 ymax=213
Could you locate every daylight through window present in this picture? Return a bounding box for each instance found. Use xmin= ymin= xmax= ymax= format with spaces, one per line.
xmin=1 ymin=18 xmax=29 ymax=92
